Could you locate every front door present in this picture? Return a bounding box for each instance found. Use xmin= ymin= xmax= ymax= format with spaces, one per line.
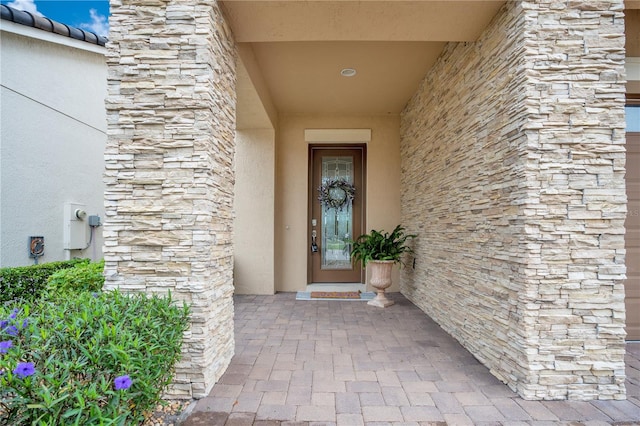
xmin=625 ymin=101 xmax=640 ymax=340
xmin=309 ymin=146 xmax=365 ymax=283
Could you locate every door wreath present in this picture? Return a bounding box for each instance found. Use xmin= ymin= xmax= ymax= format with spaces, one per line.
xmin=318 ymin=179 xmax=355 ymax=211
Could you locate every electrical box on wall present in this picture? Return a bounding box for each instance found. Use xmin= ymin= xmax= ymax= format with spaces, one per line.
xmin=63 ymin=202 xmax=87 ymax=250
xmin=29 ymin=236 xmax=44 ymax=258
xmin=88 ymin=215 xmax=101 ymax=227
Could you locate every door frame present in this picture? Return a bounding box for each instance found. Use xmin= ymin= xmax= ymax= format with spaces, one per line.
xmin=307 ymin=144 xmax=367 ymax=284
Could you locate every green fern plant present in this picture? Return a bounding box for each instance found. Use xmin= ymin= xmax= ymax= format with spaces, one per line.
xmin=350 ymin=225 xmax=416 ymax=267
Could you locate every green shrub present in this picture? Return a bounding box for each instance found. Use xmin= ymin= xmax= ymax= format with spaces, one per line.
xmin=0 ymin=290 xmax=190 ymax=425
xmin=45 ymin=260 xmax=105 ymax=297
xmin=0 ymin=259 xmax=89 ymax=303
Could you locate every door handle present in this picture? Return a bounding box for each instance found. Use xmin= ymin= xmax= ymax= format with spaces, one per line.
xmin=311 ymin=230 xmax=318 ymax=253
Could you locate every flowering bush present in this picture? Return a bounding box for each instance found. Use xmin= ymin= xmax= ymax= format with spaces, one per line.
xmin=0 ymin=290 xmax=190 ymax=425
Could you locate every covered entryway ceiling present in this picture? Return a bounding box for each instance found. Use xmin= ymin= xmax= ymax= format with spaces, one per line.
xmin=221 ymin=0 xmax=506 ymax=128
xmin=228 ymin=0 xmax=640 ymax=127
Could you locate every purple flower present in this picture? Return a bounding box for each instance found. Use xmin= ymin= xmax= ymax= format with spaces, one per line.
xmin=0 ymin=320 xmax=7 ymax=330
xmin=9 ymin=309 xmax=19 ymax=320
xmin=13 ymin=362 xmax=35 ymax=378
xmin=0 ymin=340 xmax=12 ymax=354
xmin=22 ymin=319 xmax=28 ymax=328
xmin=4 ymin=325 xmax=18 ymax=336
xmin=114 ymin=375 xmax=132 ymax=390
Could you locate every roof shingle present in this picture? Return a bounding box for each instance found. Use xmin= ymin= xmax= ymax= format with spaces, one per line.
xmin=1 ymin=4 xmax=108 ymax=47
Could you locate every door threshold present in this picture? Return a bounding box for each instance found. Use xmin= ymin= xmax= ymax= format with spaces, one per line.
xmin=307 ymin=283 xmax=366 ymax=292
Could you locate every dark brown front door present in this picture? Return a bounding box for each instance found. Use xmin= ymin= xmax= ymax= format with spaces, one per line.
xmin=309 ymin=146 xmax=365 ymax=283
xmin=626 ymin=131 xmax=640 ymax=340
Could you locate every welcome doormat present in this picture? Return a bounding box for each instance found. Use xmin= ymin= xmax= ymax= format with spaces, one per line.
xmin=312 ymin=291 xmax=361 ymax=299
xmin=296 ymin=291 xmax=376 ymax=301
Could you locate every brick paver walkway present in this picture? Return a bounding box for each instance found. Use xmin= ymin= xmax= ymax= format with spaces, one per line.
xmin=182 ymin=292 xmax=640 ymax=425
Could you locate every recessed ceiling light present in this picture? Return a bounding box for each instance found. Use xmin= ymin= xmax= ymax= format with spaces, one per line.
xmin=340 ymin=68 xmax=357 ymax=77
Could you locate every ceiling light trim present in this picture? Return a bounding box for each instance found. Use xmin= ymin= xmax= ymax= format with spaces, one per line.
xmin=340 ymin=68 xmax=357 ymax=77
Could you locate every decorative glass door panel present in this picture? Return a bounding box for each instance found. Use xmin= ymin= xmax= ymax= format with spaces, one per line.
xmin=321 ymin=156 xmax=353 ymax=270
xmin=309 ymin=147 xmax=364 ymax=283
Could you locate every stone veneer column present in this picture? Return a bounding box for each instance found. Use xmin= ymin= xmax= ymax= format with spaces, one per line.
xmin=104 ymin=0 xmax=236 ymax=399
xmin=401 ymin=0 xmax=626 ymax=400
xmin=519 ymin=0 xmax=627 ymax=400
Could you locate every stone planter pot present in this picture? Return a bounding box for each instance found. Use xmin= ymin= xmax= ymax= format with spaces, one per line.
xmin=368 ymin=260 xmax=395 ymax=308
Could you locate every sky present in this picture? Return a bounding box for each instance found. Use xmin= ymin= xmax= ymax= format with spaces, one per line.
xmin=1 ymin=0 xmax=109 ymax=37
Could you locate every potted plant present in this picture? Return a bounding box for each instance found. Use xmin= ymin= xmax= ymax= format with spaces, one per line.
xmin=350 ymin=225 xmax=416 ymax=307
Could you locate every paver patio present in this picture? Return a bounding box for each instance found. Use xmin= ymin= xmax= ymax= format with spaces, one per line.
xmin=181 ymin=293 xmax=640 ymax=425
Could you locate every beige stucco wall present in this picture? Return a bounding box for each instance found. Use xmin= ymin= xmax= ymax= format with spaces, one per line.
xmin=275 ymin=114 xmax=401 ymax=292
xmin=234 ymin=129 xmax=276 ymax=295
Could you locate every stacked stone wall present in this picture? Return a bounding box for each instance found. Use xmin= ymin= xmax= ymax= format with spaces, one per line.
xmin=104 ymin=0 xmax=236 ymax=398
xmin=400 ymin=0 xmax=627 ymax=400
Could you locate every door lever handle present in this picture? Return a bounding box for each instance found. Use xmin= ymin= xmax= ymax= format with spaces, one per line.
xmin=311 ymin=230 xmax=318 ymax=253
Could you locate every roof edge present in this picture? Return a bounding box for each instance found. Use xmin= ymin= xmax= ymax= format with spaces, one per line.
xmin=0 ymin=4 xmax=108 ymax=47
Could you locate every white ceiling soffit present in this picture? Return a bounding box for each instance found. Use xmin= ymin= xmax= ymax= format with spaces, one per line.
xmin=222 ymin=1 xmax=507 ymax=122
